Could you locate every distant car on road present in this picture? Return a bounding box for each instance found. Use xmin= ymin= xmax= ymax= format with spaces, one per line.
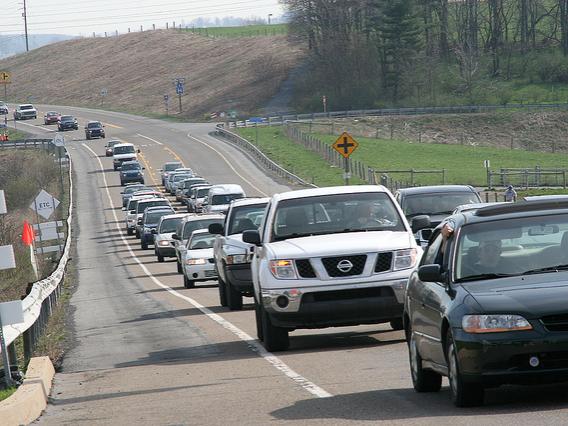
xmin=13 ymin=104 xmax=37 ymax=120
xmin=85 ymin=121 xmax=105 ymax=140
xmin=119 ymin=161 xmax=144 ymax=186
xmin=139 ymin=207 xmax=176 ymax=250
xmin=153 ymin=213 xmax=186 ymax=262
xmin=58 ymin=115 xmax=79 ymax=131
xmin=395 ymin=185 xmax=482 ymax=247
xmin=186 ymin=185 xmax=212 ymax=213
xmin=203 ymin=184 xmax=245 ymax=215
xmin=43 ymin=111 xmax=61 ymax=125
xmin=105 ymin=139 xmax=121 ymax=157
xmin=210 ymin=197 xmax=269 ymax=309
xmin=0 ymin=102 xmax=8 ymax=115
xmin=112 ymin=143 xmax=138 ymax=170
xmin=159 ymin=162 xmax=183 ymax=186
xmin=120 ymin=183 xmax=149 ymax=207
xmin=182 ymin=229 xmax=217 ymax=289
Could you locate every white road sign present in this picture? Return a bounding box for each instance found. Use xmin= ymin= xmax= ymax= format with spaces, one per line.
xmin=53 ymin=133 xmax=65 ymax=147
xmin=0 ymin=245 xmax=15 ymax=270
xmin=33 ymin=221 xmax=63 ymax=241
xmin=35 ymin=245 xmax=61 ymax=255
xmin=30 ymin=189 xmax=60 ymax=220
xmin=0 ymin=190 xmax=6 ymax=214
xmin=0 ymin=301 xmax=24 ymax=326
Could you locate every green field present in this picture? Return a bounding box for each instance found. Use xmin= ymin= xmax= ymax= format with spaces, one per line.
xmin=237 ymin=127 xmax=364 ymax=187
xmin=185 ymin=24 xmax=287 ymax=38
xmin=238 ymin=126 xmax=568 ymax=188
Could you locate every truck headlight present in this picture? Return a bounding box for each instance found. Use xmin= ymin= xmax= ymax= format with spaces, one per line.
xmin=158 ymin=240 xmax=170 ymax=247
xmin=462 ymin=315 xmax=533 ymax=333
xmin=226 ymin=254 xmax=249 ymax=265
xmin=393 ymin=248 xmax=418 ymax=271
xmin=269 ymin=260 xmax=297 ymax=279
xmin=186 ymin=258 xmax=207 ymax=265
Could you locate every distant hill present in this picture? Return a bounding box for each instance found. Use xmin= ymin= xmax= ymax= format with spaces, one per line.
xmin=0 ymin=34 xmax=76 ymax=59
xmin=0 ymin=30 xmax=305 ymax=119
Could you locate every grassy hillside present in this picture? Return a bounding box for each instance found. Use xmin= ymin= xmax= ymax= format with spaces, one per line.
xmin=186 ymin=24 xmax=287 ymax=38
xmin=0 ymin=30 xmax=304 ymax=119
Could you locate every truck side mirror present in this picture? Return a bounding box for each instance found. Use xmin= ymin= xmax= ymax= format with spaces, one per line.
xmin=242 ymin=230 xmax=261 ymax=246
xmin=411 ymin=215 xmax=431 ymax=234
xmin=208 ymin=223 xmax=224 ymax=235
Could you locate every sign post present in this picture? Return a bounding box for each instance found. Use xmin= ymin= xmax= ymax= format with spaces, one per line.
xmin=100 ymin=88 xmax=108 ymax=107
xmin=0 ymin=71 xmax=10 ymax=104
xmin=163 ymin=94 xmax=169 ymax=116
xmin=174 ymin=78 xmax=185 ymax=114
xmin=332 ymin=132 xmax=359 ymax=186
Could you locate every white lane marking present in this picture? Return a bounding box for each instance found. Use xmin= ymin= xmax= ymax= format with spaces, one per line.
xmin=81 ymin=143 xmax=331 ymax=399
xmin=137 ymin=133 xmax=163 ymax=145
xmin=14 ymin=121 xmax=56 ymax=132
xmin=186 ymin=133 xmax=268 ymax=197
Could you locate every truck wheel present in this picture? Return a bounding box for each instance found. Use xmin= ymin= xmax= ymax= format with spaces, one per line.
xmin=141 ymin=240 xmax=148 ymax=250
xmin=218 ymin=277 xmax=228 ymax=307
xmin=390 ymin=318 xmax=404 ymax=331
xmin=184 ymin=275 xmax=195 ymax=289
xmin=261 ymin=306 xmax=289 ymax=352
xmin=227 ymin=281 xmax=243 ymax=311
xmin=126 ymin=227 xmax=133 ymax=236
xmin=177 ymin=260 xmax=183 ymax=274
xmin=157 ymin=253 xmax=164 ymax=263
xmin=254 ymin=296 xmax=263 ymax=341
xmin=447 ymin=331 xmax=485 ymax=407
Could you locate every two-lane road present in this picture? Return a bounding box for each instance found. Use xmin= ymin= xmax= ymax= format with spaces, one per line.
xmin=12 ymin=107 xmax=568 ymax=425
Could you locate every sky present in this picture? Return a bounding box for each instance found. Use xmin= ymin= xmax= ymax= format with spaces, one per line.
xmin=0 ymin=0 xmax=285 ymax=36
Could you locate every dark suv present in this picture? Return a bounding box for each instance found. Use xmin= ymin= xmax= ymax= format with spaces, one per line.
xmin=405 ymin=200 xmax=568 ymax=407
xmin=85 ymin=121 xmax=105 ymax=140
xmin=119 ymin=161 xmax=144 ymax=186
xmin=58 ymin=115 xmax=79 ymax=131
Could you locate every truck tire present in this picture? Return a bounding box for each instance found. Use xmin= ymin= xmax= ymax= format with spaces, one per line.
xmin=157 ymin=253 xmax=164 ymax=263
xmin=261 ymin=305 xmax=289 ymax=352
xmin=218 ymin=277 xmax=228 ymax=307
xmin=141 ymin=240 xmax=148 ymax=250
xmin=227 ymin=281 xmax=243 ymax=311
xmin=254 ymin=296 xmax=263 ymax=341
xmin=390 ymin=318 xmax=404 ymax=331
xmin=177 ymin=259 xmax=183 ymax=274
xmin=126 ymin=227 xmax=133 ymax=236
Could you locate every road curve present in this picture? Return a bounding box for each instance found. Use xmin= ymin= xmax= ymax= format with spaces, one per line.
xmin=13 ymin=106 xmax=568 ymax=425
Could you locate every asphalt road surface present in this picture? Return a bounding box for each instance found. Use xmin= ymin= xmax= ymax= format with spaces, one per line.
xmin=13 ymin=107 xmax=568 ymax=425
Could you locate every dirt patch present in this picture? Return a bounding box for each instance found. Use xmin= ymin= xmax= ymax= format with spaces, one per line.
xmin=302 ymin=111 xmax=568 ymax=154
xmin=0 ymin=30 xmax=305 ymax=119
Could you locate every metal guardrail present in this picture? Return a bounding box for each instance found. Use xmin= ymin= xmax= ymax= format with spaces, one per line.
xmin=0 ymin=139 xmax=54 ymax=149
xmin=226 ymin=102 xmax=568 ymax=128
xmin=1 ymin=141 xmax=72 ymax=364
xmin=214 ymin=125 xmax=316 ymax=188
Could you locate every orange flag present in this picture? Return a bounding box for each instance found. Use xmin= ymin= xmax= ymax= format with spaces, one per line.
xmin=22 ymin=221 xmax=35 ymax=246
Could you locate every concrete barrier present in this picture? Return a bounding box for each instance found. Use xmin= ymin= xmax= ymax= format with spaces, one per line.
xmin=0 ymin=356 xmax=55 ymax=426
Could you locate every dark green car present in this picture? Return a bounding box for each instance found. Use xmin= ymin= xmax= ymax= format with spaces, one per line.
xmin=405 ymin=200 xmax=568 ymax=407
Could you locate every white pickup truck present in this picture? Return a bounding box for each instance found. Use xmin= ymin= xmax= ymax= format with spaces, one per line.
xmin=210 ymin=197 xmax=269 ymax=310
xmin=244 ymin=185 xmax=428 ymax=351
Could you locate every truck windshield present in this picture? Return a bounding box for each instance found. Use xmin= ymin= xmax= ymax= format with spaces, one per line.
xmin=228 ymin=204 xmax=267 ymax=235
xmin=114 ymin=146 xmax=135 ymax=155
xmin=272 ymin=192 xmax=405 ymax=242
xmin=211 ymin=194 xmax=244 ymax=205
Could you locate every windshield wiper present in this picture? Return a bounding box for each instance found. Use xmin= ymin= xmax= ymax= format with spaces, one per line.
xmin=522 ymin=264 xmax=568 ymax=275
xmin=456 ymin=273 xmax=517 ymax=282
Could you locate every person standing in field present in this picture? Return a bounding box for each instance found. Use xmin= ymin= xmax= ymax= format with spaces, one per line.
xmin=504 ymin=185 xmax=517 ymax=202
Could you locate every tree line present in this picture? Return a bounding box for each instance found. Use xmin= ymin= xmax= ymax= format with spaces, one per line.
xmin=281 ymin=0 xmax=568 ymax=110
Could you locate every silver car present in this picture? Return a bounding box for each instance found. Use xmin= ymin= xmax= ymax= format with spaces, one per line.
xmin=154 ymin=213 xmax=187 ymax=262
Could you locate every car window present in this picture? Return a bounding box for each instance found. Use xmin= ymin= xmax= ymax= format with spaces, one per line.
xmin=421 ymin=233 xmax=444 ymax=266
xmin=145 ymin=211 xmax=172 ymax=224
xmin=403 ymin=192 xmax=480 ymax=217
xmin=114 ymin=145 xmax=135 ymax=155
xmin=137 ymin=200 xmax=169 ymax=213
xmin=455 ymin=214 xmax=568 ymax=281
xmin=88 ymin=122 xmax=101 ymax=128
xmin=196 ymin=188 xmax=210 ymax=197
xmin=189 ymin=233 xmax=216 ymax=250
xmin=164 ymin=163 xmax=182 ymax=171
xmin=159 ymin=218 xmax=182 ymax=233
xmin=272 ymin=192 xmax=404 ymax=242
xmin=228 ymin=204 xmax=267 ymax=235
xmin=121 ymin=163 xmax=141 ymax=171
xmin=183 ymin=218 xmax=223 ymax=240
xmin=211 ymin=193 xmax=244 ymax=205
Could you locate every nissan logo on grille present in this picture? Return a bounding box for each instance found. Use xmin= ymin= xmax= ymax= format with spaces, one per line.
xmin=336 ymin=259 xmax=354 ymax=273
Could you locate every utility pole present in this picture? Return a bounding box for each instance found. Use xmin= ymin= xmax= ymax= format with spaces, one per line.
xmin=268 ymin=14 xmax=273 ymax=25
xmin=22 ymin=0 xmax=29 ymax=52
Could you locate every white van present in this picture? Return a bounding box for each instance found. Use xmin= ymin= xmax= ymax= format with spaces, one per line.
xmin=112 ymin=143 xmax=138 ymax=170
xmin=203 ymin=184 xmax=245 ymax=214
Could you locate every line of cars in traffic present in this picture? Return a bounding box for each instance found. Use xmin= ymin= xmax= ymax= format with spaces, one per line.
xmin=115 ymin=149 xmax=568 ymax=407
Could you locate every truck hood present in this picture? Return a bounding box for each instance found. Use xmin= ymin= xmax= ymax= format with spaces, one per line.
xmin=463 ymin=272 xmax=568 ymax=319
xmin=185 ymin=248 xmax=214 ymax=259
xmin=267 ymin=231 xmax=414 ymax=259
xmin=114 ymin=153 xmax=137 ymax=160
